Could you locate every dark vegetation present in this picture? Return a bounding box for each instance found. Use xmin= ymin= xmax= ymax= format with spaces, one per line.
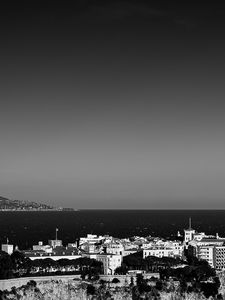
xmin=115 ymin=251 xmax=221 ymax=299
xmin=161 ymin=256 xmax=220 ymax=298
xmin=0 ymin=250 xmax=222 ymax=299
xmin=0 ymin=250 xmax=102 ymax=279
xmin=111 ymin=277 xmax=120 ymax=283
xmin=115 ymin=250 xmax=184 ymax=274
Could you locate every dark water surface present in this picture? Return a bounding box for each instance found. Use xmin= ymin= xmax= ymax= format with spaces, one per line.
xmin=0 ymin=210 xmax=224 ymax=249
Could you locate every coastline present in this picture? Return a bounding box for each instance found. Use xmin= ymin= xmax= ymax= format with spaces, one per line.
xmin=0 ymin=209 xmax=78 ymax=212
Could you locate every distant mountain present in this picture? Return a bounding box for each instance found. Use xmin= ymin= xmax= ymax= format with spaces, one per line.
xmin=0 ymin=196 xmax=54 ymax=211
xmin=0 ymin=196 xmax=9 ymax=201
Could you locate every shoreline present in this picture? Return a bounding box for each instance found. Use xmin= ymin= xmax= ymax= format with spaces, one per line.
xmin=0 ymin=209 xmax=77 ymax=212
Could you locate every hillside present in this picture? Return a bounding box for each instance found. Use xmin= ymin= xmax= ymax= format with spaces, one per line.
xmin=0 ymin=196 xmax=54 ymax=211
xmin=0 ymin=278 xmax=217 ymax=300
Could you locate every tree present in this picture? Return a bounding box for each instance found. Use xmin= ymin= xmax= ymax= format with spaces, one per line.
xmin=114 ymin=264 xmax=128 ymax=275
xmin=155 ymin=280 xmax=163 ymax=291
xmin=136 ymin=273 xmax=151 ymax=294
xmin=111 ymin=278 xmax=120 ymax=283
xmin=132 ymin=286 xmax=140 ymax=300
xmin=201 ymin=282 xmax=219 ymax=299
xmin=130 ymin=276 xmax=134 ymax=287
xmin=27 ymin=280 xmax=37 ymax=287
xmin=89 ymin=274 xmax=100 ymax=281
xmin=0 ymin=251 xmax=13 ymax=279
xmin=87 ymin=284 xmax=95 ymax=295
xmin=11 ymin=251 xmax=32 ymax=276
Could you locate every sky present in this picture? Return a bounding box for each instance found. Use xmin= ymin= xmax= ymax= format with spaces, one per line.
xmin=0 ymin=1 xmax=225 ymax=209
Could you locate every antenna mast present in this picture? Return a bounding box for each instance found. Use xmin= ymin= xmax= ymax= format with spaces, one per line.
xmin=189 ymin=217 xmax=192 ymax=229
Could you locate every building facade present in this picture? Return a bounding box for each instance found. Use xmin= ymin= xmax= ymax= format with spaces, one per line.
xmin=1 ymin=244 xmax=14 ymax=255
xmin=143 ymin=247 xmax=174 ymax=259
xmin=197 ymin=245 xmax=215 ymax=268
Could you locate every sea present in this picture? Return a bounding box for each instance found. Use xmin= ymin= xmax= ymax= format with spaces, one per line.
xmin=0 ymin=210 xmax=225 ymax=249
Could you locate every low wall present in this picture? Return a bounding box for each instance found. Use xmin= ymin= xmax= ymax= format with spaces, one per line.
xmin=0 ymin=273 xmax=160 ymax=291
xmin=99 ymin=273 xmax=160 ymax=286
xmin=0 ymin=274 xmax=81 ymax=291
xmin=100 ymin=274 xmax=133 ymax=286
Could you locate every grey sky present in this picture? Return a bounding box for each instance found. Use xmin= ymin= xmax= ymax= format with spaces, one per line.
xmin=0 ymin=1 xmax=225 ymax=208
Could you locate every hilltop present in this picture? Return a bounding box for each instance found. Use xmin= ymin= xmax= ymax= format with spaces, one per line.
xmin=0 ymin=196 xmax=69 ymax=211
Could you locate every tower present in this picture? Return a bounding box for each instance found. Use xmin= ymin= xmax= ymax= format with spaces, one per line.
xmin=184 ymin=217 xmax=196 ymax=243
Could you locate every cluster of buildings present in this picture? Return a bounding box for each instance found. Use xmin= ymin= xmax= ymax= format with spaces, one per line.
xmin=1 ymin=233 xmax=138 ymax=275
xmin=1 ymin=232 xmax=183 ymax=275
xmin=184 ymin=219 xmax=225 ymax=270
xmin=2 ymin=218 xmax=225 ymax=274
xmin=142 ymin=239 xmax=184 ymax=259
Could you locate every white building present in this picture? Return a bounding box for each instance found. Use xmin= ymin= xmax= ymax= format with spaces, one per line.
xmin=79 ymin=242 xmax=101 ymax=254
xmin=168 ymin=241 xmax=184 ymax=257
xmin=190 ymin=243 xmax=225 ymax=270
xmin=123 ymin=248 xmax=139 ymax=256
xmin=33 ymin=241 xmax=52 ymax=253
xmin=142 ymin=242 xmax=153 ymax=249
xmin=84 ymin=253 xmax=122 ymax=275
xmin=193 ymin=238 xmax=225 ymax=247
xmin=214 ymin=246 xmax=225 ymax=270
xmin=199 ymin=245 xmax=225 ymax=270
xmin=184 ymin=218 xmax=196 ymax=244
xmin=184 ymin=228 xmax=196 ymax=243
xmin=48 ymin=239 xmax=63 ymax=248
xmin=98 ymin=254 xmax=122 ymax=275
xmin=103 ymin=241 xmax=124 ymax=256
xmin=1 ymin=243 xmax=14 ymax=255
xmin=197 ymin=245 xmax=215 ymax=268
xmin=192 ymin=232 xmax=207 ymax=241
xmin=143 ymin=247 xmax=174 ymax=259
xmin=183 ymin=218 xmax=217 ymax=246
xmin=142 ymin=240 xmax=184 ymax=258
xmin=122 ymin=241 xmax=139 ymax=251
xmin=79 ymin=234 xmax=105 ymax=245
xmin=27 ymin=252 xmax=81 ymax=261
xmin=24 ymin=247 xmax=81 ymax=261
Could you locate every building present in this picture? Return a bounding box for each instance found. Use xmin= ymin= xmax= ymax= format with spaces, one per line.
xmin=163 ymin=241 xmax=184 ymax=258
xmin=142 ymin=242 xmax=154 ymax=249
xmin=197 ymin=238 xmax=225 ymax=247
xmin=197 ymin=245 xmax=215 ymax=268
xmin=184 ymin=218 xmax=196 ymax=244
xmin=1 ymin=243 xmax=14 ymax=255
xmin=79 ymin=242 xmax=101 ymax=254
xmin=214 ymin=246 xmax=225 ymax=270
xmin=97 ymin=254 xmax=122 ymax=275
xmin=79 ymin=234 xmax=105 ymax=246
xmin=143 ymin=247 xmax=174 ymax=259
xmin=142 ymin=239 xmax=184 ymax=259
xmin=123 ymin=248 xmax=139 ymax=256
xmin=103 ymin=240 xmax=124 ymax=256
xmin=192 ymin=232 xmax=207 ymax=241
xmin=83 ymin=252 xmax=122 ymax=275
xmin=183 ymin=218 xmax=219 ymax=247
xmin=24 ymin=246 xmax=81 ymax=261
xmin=48 ymin=239 xmax=63 ymax=248
xmin=33 ymin=241 xmax=52 ymax=253
xmin=47 ymin=228 xmax=63 ymax=248
xmin=191 ymin=244 xmax=225 ymax=270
